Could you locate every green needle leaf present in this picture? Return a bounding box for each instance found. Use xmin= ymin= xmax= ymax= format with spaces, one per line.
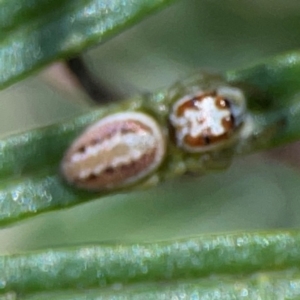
xmin=2 ymin=2 xmax=300 ymax=298
xmin=227 ymin=51 xmax=300 ymax=148
xmin=1 ymin=52 xmax=300 ymax=226
xmin=1 ymin=231 xmax=300 ymax=297
xmin=227 ymin=51 xmax=300 ymax=109
xmin=0 ymin=0 xmax=178 ymax=90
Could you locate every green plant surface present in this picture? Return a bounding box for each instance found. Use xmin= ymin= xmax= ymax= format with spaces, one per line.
xmin=228 ymin=52 xmax=300 ymax=109
xmin=1 ymin=231 xmax=300 ymax=298
xmin=0 ymin=51 xmax=299 ymax=227
xmin=16 ymin=271 xmax=300 ymax=300
xmin=227 ymin=51 xmax=300 ymax=149
xmin=0 ymin=0 xmax=178 ymax=90
xmin=2 ymin=1 xmax=300 ymax=299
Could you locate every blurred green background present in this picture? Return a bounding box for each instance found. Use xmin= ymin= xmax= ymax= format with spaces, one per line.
xmin=1 ymin=0 xmax=300 ymax=253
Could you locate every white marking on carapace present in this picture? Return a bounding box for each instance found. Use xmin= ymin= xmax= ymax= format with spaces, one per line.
xmin=170 ymin=87 xmax=246 ymax=152
xmin=175 ymin=96 xmax=230 ymax=139
xmin=61 ymin=112 xmax=166 ymax=190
